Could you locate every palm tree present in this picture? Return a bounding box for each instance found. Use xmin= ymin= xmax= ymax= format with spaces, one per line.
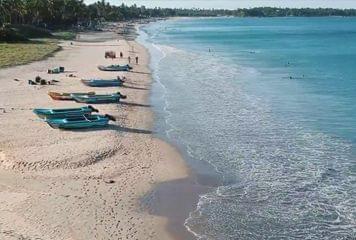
xmin=11 ymin=0 xmax=26 ymax=24
xmin=24 ymin=0 xmax=50 ymax=25
xmin=0 ymin=0 xmax=12 ymax=25
xmin=0 ymin=1 xmax=6 ymax=27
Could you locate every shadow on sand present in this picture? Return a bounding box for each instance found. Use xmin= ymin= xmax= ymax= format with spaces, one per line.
xmin=122 ymin=85 xmax=149 ymax=90
xmin=111 ymin=125 xmax=152 ymax=134
xmin=68 ymin=124 xmax=152 ymax=134
xmin=130 ymin=70 xmax=151 ymax=75
xmin=120 ymin=101 xmax=151 ymax=107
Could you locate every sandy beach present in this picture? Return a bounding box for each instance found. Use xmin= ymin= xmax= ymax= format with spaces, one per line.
xmin=0 ymin=30 xmax=192 ymax=240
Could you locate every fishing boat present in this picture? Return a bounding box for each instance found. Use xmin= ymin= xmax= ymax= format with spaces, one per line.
xmin=48 ymin=91 xmax=95 ymax=101
xmin=46 ymin=114 xmax=116 ymax=129
xmin=71 ymin=92 xmax=126 ymax=104
xmin=48 ymin=66 xmax=64 ymax=74
xmin=33 ymin=106 xmax=98 ymax=119
xmin=81 ymin=79 xmax=124 ymax=87
xmin=98 ymin=64 xmax=132 ymax=71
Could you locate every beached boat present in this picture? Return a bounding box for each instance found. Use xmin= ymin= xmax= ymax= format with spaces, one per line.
xmin=98 ymin=64 xmax=132 ymax=71
xmin=46 ymin=114 xmax=115 ymax=129
xmin=71 ymin=92 xmax=125 ymax=104
xmin=81 ymin=79 xmax=124 ymax=87
xmin=48 ymin=91 xmax=95 ymax=101
xmin=33 ymin=106 xmax=98 ymax=119
xmin=48 ymin=66 xmax=64 ymax=74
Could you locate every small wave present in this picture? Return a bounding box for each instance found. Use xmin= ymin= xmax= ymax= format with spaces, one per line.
xmin=141 ymin=20 xmax=356 ymax=240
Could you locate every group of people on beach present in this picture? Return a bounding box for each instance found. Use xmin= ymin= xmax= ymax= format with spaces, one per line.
xmin=119 ymin=51 xmax=139 ymax=64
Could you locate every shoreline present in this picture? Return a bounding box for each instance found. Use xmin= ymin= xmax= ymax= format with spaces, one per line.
xmin=137 ymin=23 xmax=223 ymax=240
xmin=0 ymin=27 xmax=197 ymax=240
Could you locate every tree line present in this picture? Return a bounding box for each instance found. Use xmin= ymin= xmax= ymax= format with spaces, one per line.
xmin=1 ymin=0 xmax=356 ymax=28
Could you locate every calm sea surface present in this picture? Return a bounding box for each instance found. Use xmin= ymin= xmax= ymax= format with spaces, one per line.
xmin=138 ymin=17 xmax=356 ymax=240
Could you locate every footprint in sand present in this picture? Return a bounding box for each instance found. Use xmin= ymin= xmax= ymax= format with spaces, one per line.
xmin=0 ymin=151 xmax=5 ymax=162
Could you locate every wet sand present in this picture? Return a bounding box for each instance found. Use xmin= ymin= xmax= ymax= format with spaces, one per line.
xmin=0 ymin=30 xmax=196 ymax=240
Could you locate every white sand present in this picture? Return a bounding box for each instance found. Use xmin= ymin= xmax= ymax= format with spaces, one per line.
xmin=0 ymin=33 xmax=189 ymax=239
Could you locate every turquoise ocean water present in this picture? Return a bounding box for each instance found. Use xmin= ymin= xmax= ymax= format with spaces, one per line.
xmin=138 ymin=17 xmax=356 ymax=239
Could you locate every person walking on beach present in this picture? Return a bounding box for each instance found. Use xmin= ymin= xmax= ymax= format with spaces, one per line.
xmin=128 ymin=56 xmax=131 ymax=64
xmin=135 ymin=56 xmax=139 ymax=64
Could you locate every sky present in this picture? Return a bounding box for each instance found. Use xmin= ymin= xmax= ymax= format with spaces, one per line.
xmin=84 ymin=0 xmax=356 ymax=9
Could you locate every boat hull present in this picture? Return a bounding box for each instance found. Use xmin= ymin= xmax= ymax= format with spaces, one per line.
xmin=48 ymin=92 xmax=95 ymax=101
xmin=98 ymin=65 xmax=132 ymax=71
xmin=71 ymin=94 xmax=121 ymax=104
xmin=46 ymin=115 xmax=110 ymax=129
xmin=33 ymin=106 xmax=96 ymax=119
xmin=81 ymin=79 xmax=123 ymax=87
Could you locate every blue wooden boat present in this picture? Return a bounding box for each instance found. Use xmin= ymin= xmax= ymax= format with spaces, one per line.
xmin=81 ymin=79 xmax=124 ymax=87
xmin=71 ymin=92 xmax=126 ymax=104
xmin=46 ymin=114 xmax=116 ymax=129
xmin=33 ymin=106 xmax=98 ymax=119
xmin=98 ymin=64 xmax=132 ymax=71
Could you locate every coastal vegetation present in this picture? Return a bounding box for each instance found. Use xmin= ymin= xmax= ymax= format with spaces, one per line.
xmin=0 ymin=40 xmax=60 ymax=68
xmin=1 ymin=0 xmax=356 ymax=67
xmin=1 ymin=1 xmax=356 ymax=32
xmin=0 ymin=23 xmax=69 ymax=68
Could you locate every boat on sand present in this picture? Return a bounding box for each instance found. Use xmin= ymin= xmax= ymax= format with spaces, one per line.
xmin=48 ymin=91 xmax=96 ymax=101
xmin=81 ymin=79 xmax=124 ymax=87
xmin=33 ymin=106 xmax=98 ymax=119
xmin=98 ymin=64 xmax=132 ymax=71
xmin=71 ymin=92 xmax=126 ymax=104
xmin=46 ymin=114 xmax=116 ymax=129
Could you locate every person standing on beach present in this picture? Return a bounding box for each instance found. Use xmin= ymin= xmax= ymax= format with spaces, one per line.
xmin=128 ymin=56 xmax=131 ymax=63
xmin=135 ymin=56 xmax=139 ymax=64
